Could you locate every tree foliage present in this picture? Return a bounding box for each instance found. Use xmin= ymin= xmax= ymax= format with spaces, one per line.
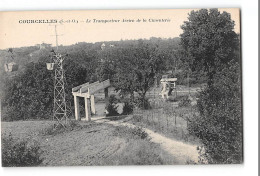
xmin=2 ymin=133 xmax=43 ymax=167
xmin=97 ymin=39 xmax=167 ymax=105
xmin=0 ymin=47 xmax=98 ymax=121
xmin=188 ymin=62 xmax=242 ymax=164
xmin=180 ymin=9 xmax=239 ymax=84
xmin=181 ymin=9 xmax=242 ymax=163
xmin=0 ymin=37 xmax=180 ymax=120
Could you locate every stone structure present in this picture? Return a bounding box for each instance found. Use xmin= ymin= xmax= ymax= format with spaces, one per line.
xmin=160 ymin=76 xmax=177 ymax=100
xmin=4 ymin=62 xmax=19 ymax=72
xmin=72 ymin=80 xmax=110 ymax=121
xmin=36 ymin=43 xmax=52 ymax=50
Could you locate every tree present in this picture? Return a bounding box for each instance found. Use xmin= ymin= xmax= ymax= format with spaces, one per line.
xmin=188 ymin=61 xmax=242 ymax=164
xmin=180 ymin=8 xmax=239 ymax=85
xmin=1 ymin=61 xmax=54 ymax=120
xmin=97 ymin=40 xmax=165 ymax=108
xmin=1 ymin=47 xmax=98 ymax=121
xmin=181 ymin=9 xmax=242 ymax=164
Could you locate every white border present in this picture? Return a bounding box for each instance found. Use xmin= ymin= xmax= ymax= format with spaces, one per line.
xmin=0 ymin=0 xmax=258 ymax=176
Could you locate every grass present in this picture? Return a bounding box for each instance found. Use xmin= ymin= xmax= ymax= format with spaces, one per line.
xmin=1 ymin=85 xmax=202 ymax=166
xmin=2 ymin=133 xmax=43 ymax=167
xmin=1 ymin=120 xmax=179 ymax=166
xmin=101 ymin=126 xmax=179 ymax=165
xmin=131 ymin=100 xmax=201 ymax=146
xmin=1 ymin=120 xmax=55 ymax=139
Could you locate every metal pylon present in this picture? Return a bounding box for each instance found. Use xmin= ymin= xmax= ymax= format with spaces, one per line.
xmin=52 ymin=53 xmax=69 ymax=127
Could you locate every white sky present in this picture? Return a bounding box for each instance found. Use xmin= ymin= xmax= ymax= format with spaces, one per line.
xmin=0 ymin=8 xmax=240 ymax=49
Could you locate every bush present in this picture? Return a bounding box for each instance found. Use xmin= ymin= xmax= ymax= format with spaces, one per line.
xmin=113 ymin=126 xmax=148 ymax=140
xmin=187 ymin=62 xmax=243 ymax=164
xmin=0 ymin=51 xmax=93 ymax=121
xmin=40 ymin=121 xmax=82 ymax=136
xmin=109 ymin=125 xmax=178 ymax=165
xmin=1 ymin=62 xmax=54 ymax=121
xmin=1 ymin=105 xmax=19 ymax=121
xmin=178 ymin=95 xmax=192 ymax=107
xmin=2 ymin=133 xmax=43 ymax=167
xmin=106 ymin=95 xmax=119 ymax=116
xmin=134 ymin=97 xmax=151 ymax=110
xmin=121 ymin=99 xmax=134 ymax=115
xmin=130 ymin=127 xmax=149 ymax=139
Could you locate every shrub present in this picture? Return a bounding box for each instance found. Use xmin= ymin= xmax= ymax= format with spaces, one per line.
xmin=2 ymin=133 xmax=43 ymax=167
xmin=0 ymin=51 xmax=93 ymax=121
xmin=40 ymin=121 xmax=81 ymax=136
xmin=113 ymin=126 xmax=148 ymax=140
xmin=1 ymin=62 xmax=54 ymax=121
xmin=131 ymin=127 xmax=149 ymax=139
xmin=106 ymin=95 xmax=119 ymax=116
xmin=121 ymin=99 xmax=134 ymax=115
xmin=178 ymin=95 xmax=192 ymax=107
xmin=187 ymin=62 xmax=242 ymax=164
xmin=134 ymin=97 xmax=151 ymax=110
xmin=1 ymin=105 xmax=19 ymax=121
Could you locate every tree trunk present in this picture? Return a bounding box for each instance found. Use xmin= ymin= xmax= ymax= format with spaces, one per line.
xmin=141 ymin=92 xmax=146 ymax=109
xmin=130 ymin=91 xmax=135 ymax=104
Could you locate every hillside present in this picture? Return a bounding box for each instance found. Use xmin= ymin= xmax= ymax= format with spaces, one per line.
xmin=2 ymin=120 xmax=182 ymax=166
xmin=0 ymin=37 xmax=183 ymax=121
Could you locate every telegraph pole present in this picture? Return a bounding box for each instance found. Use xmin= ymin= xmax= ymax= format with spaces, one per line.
xmin=54 ymin=25 xmax=59 ymax=51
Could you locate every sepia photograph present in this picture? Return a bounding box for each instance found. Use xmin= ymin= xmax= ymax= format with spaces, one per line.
xmin=0 ymin=8 xmax=243 ymax=167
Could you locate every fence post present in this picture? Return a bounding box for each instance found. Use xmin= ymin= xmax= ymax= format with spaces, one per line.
xmin=162 ymin=109 xmax=164 ymax=132
xmin=150 ymin=111 xmax=152 ymax=126
xmin=174 ymin=111 xmax=176 ymax=126
xmin=147 ymin=111 xmax=149 ymax=125
xmin=166 ymin=112 xmax=168 ymax=132
xmin=157 ymin=110 xmax=160 ymax=130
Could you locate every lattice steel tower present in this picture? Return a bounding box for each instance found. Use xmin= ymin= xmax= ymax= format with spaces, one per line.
xmin=47 ymin=25 xmax=71 ymax=127
xmin=52 ymin=53 xmax=69 ymax=126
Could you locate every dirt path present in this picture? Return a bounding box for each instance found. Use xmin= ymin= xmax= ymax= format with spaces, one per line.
xmin=93 ymin=116 xmax=199 ymax=164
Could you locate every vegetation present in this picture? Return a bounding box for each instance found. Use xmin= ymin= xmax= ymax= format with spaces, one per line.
xmin=106 ymin=95 xmax=120 ymax=116
xmin=180 ymin=8 xmax=239 ymax=84
xmin=131 ymin=104 xmax=200 ymax=145
xmin=97 ymin=39 xmax=175 ymax=106
xmin=107 ymin=125 xmax=179 ymax=165
xmin=0 ymin=48 xmax=94 ymax=121
xmin=0 ymin=38 xmax=181 ymax=121
xmin=40 ymin=120 xmax=86 ymax=136
xmin=181 ymin=9 xmax=242 ymax=163
xmin=2 ymin=133 xmax=43 ymax=167
xmin=121 ymin=98 xmax=134 ymax=115
xmin=188 ymin=62 xmax=242 ymax=164
xmin=178 ymin=95 xmax=192 ymax=107
xmin=0 ymin=8 xmax=242 ymax=165
xmin=134 ymin=96 xmax=151 ymax=110
xmin=2 ymin=121 xmax=179 ymax=166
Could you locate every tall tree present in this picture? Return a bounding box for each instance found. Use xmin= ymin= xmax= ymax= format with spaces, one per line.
xmin=180 ymin=8 xmax=239 ymax=85
xmin=181 ymin=9 xmax=242 ymax=164
xmin=97 ymin=40 xmax=165 ymax=107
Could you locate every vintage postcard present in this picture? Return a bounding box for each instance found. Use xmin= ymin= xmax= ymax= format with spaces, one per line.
xmin=0 ymin=9 xmax=242 ymax=166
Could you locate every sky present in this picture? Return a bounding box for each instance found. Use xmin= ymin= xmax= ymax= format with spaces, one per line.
xmin=0 ymin=8 xmax=240 ymax=49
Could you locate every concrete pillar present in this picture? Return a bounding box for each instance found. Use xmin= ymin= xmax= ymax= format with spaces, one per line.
xmin=104 ymin=88 xmax=108 ymax=99
xmin=85 ymin=97 xmax=91 ymax=121
xmin=90 ymin=95 xmax=96 ymax=114
xmin=74 ymin=96 xmax=80 ymax=120
xmin=161 ymin=82 xmax=166 ymax=99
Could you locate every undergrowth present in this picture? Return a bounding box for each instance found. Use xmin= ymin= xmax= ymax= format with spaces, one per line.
xmin=106 ymin=125 xmax=178 ymax=165
xmin=40 ymin=120 xmax=99 ymax=136
xmin=2 ymin=133 xmax=43 ymax=167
